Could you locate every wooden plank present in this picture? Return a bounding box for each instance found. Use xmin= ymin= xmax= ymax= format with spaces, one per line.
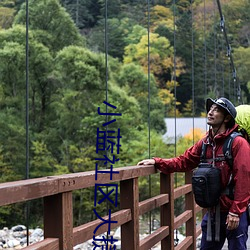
xmin=161 ymin=173 xmax=174 ymax=250
xmin=174 ymin=184 xmax=192 ymax=199
xmin=174 ymin=210 xmax=192 ymax=229
xmin=196 ymin=226 xmax=202 ymax=237
xmin=139 ymin=194 xmax=169 ymax=216
xmin=120 ymin=178 xmax=140 ymax=250
xmin=185 ymin=171 xmax=196 ymax=250
xmin=57 ymin=165 xmax=156 ymax=192
xmin=0 ymin=165 xmax=156 ymax=206
xmin=22 ymin=238 xmax=59 ymax=250
xmin=139 ymin=226 xmax=169 ymax=250
xmin=44 ymin=192 xmax=73 ymax=250
xmin=0 ymin=177 xmax=59 ymax=206
xmin=175 ymin=236 xmax=193 ymax=250
xmin=73 ymin=209 xmax=131 ymax=245
xmin=195 ymin=204 xmax=203 ymax=213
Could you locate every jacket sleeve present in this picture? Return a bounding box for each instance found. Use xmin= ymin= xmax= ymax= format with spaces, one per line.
xmin=229 ymin=136 xmax=250 ymax=215
xmin=153 ymin=140 xmax=203 ymax=174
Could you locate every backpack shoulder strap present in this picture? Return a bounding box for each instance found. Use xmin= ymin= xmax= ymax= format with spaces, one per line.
xmin=223 ymin=132 xmax=242 ymax=169
xmin=200 ymin=141 xmax=208 ymax=162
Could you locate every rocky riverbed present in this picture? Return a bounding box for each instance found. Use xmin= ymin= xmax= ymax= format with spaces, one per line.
xmin=0 ymin=225 xmax=43 ymax=249
xmin=0 ymin=225 xmax=188 ymax=250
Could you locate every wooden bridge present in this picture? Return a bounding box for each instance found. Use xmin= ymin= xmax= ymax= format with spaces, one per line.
xmin=0 ymin=164 xmax=204 ymax=250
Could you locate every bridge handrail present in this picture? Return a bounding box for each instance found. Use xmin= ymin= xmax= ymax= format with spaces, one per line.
xmin=0 ymin=165 xmax=203 ymax=250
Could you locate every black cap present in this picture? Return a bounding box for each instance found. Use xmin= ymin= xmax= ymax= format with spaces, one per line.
xmin=206 ymin=97 xmax=237 ymax=119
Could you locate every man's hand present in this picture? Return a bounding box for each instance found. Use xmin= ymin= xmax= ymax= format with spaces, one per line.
xmin=137 ymin=159 xmax=155 ymax=166
xmin=226 ymin=213 xmax=240 ymax=230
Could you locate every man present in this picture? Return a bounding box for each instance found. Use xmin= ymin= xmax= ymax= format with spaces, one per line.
xmin=138 ymin=97 xmax=250 ymax=250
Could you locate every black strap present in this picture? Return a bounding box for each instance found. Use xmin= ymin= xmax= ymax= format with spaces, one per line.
xmin=223 ymin=132 xmax=242 ymax=200
xmin=201 ymin=131 xmax=242 ymax=167
xmin=200 ymin=142 xmax=208 ymax=162
xmin=223 ymin=131 xmax=242 ymax=169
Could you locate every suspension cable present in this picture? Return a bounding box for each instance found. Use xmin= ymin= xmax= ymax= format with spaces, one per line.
xmin=172 ymin=0 xmax=179 ymax=245
xmin=173 ymin=0 xmax=177 ymax=151
xmin=203 ymin=0 xmax=207 ymax=98
xmin=25 ymin=0 xmax=30 ymax=245
xmin=147 ymin=0 xmax=152 ymax=234
xmin=213 ymin=0 xmax=217 ymax=94
xmin=216 ymin=0 xmax=242 ymax=104
xmin=104 ymin=0 xmax=110 ymax=239
xmin=191 ymin=0 xmax=195 ymax=144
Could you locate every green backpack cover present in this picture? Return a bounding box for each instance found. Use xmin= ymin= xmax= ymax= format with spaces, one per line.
xmin=235 ymin=105 xmax=250 ymax=140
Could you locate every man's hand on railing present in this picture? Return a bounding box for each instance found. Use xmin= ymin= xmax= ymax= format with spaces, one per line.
xmin=137 ymin=159 xmax=155 ymax=166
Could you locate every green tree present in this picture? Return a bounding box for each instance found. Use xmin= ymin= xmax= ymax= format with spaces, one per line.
xmin=14 ymin=0 xmax=84 ymax=52
xmin=234 ymin=46 xmax=250 ymax=102
xmin=116 ymin=63 xmax=166 ymax=132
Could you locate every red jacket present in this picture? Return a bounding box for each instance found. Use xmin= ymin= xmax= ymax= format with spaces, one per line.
xmin=154 ymin=124 xmax=250 ymax=216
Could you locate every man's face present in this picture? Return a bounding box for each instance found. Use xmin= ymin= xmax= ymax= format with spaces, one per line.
xmin=207 ymin=104 xmax=226 ymax=127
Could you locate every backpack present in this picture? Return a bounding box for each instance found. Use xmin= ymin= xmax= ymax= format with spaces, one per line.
xmin=192 ymin=131 xmax=241 ymax=208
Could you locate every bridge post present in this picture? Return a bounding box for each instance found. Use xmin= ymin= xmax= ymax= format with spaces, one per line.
xmin=185 ymin=171 xmax=196 ymax=250
xmin=120 ymin=178 xmax=139 ymax=250
xmin=43 ymin=192 xmax=73 ymax=250
xmin=160 ymin=173 xmax=174 ymax=250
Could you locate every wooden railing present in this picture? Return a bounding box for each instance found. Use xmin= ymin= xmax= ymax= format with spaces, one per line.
xmin=0 ymin=165 xmax=203 ymax=250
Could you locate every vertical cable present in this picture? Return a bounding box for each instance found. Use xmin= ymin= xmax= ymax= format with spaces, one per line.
xmin=104 ymin=0 xmax=109 ymax=240
xmin=191 ymin=0 xmax=195 ymax=145
xmin=147 ymin=0 xmax=152 ymax=234
xmin=173 ymin=1 xmax=177 ymax=158
xmin=203 ymin=0 xmax=207 ymax=98
xmin=173 ymin=0 xmax=179 ymax=245
xmin=216 ymin=0 xmax=241 ymax=103
xmin=213 ymin=0 xmax=217 ymax=94
xmin=25 ymin=0 xmax=30 ymax=245
xmin=105 ymin=0 xmax=108 ymax=109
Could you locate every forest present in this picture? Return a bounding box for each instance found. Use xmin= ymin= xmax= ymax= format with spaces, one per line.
xmin=0 ymin=0 xmax=249 ymax=228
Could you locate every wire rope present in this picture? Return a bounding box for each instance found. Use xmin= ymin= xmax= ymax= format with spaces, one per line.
xmin=104 ymin=0 xmax=110 ymax=239
xmin=25 ymin=0 xmax=30 ymax=245
xmin=215 ymin=0 xmax=242 ymax=104
xmin=191 ymin=0 xmax=195 ymax=145
xmin=173 ymin=1 xmax=177 ymax=159
xmin=213 ymin=0 xmax=217 ymax=94
xmin=172 ymin=0 xmax=179 ymax=245
xmin=147 ymin=0 xmax=152 ymax=234
xmin=203 ymin=0 xmax=207 ymax=98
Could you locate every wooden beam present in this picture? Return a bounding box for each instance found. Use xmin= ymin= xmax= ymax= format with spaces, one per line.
xmin=160 ymin=173 xmax=174 ymax=250
xmin=44 ymin=192 xmax=73 ymax=250
xmin=175 ymin=236 xmax=193 ymax=250
xmin=139 ymin=226 xmax=169 ymax=250
xmin=139 ymin=193 xmax=169 ymax=216
xmin=120 ymin=178 xmax=140 ymax=250
xmin=22 ymin=238 xmax=59 ymax=250
xmin=185 ymin=171 xmax=196 ymax=250
xmin=73 ymin=209 xmax=131 ymax=245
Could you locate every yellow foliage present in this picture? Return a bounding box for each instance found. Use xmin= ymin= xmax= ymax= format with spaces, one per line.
xmin=158 ymin=88 xmax=175 ymax=105
xmin=166 ymin=80 xmax=180 ymax=91
xmin=184 ymin=128 xmax=205 ymax=142
xmin=148 ymin=5 xmax=174 ymax=33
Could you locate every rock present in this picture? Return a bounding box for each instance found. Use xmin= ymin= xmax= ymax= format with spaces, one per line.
xmin=30 ymin=228 xmax=43 ymax=238
xmin=7 ymin=239 xmax=20 ymax=248
xmin=11 ymin=226 xmax=26 ymax=233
